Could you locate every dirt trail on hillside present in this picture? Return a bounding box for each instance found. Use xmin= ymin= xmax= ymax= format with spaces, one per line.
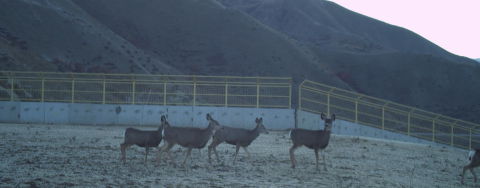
xmin=0 ymin=123 xmax=472 ymax=187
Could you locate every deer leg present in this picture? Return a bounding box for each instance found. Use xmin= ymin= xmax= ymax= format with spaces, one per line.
xmin=165 ymin=144 xmax=177 ymax=167
xmin=120 ymin=143 xmax=133 ymax=164
xmin=321 ymin=149 xmax=327 ymax=171
xmin=181 ymin=146 xmax=193 ymax=168
xmin=154 ymin=146 xmax=161 ymax=166
xmin=208 ymin=141 xmax=222 ymax=164
xmin=462 ymin=166 xmax=470 ymax=185
xmin=289 ymin=144 xmax=300 ymax=168
xmin=471 ymin=168 xmax=478 ymax=183
xmin=158 ymin=141 xmax=169 ymax=163
xmin=242 ymin=146 xmax=253 ymax=165
xmin=233 ymin=145 xmax=240 ymax=165
xmin=144 ymin=146 xmax=150 ymax=164
xmin=208 ymin=141 xmax=221 ymax=164
xmin=314 ymin=148 xmax=320 ymax=170
xmin=199 ymin=148 xmax=209 ymax=168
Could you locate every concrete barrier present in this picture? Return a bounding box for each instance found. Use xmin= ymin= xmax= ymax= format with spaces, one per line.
xmin=44 ymin=103 xmax=69 ymax=124
xmin=0 ymin=101 xmax=454 ymax=148
xmin=20 ymin=102 xmax=45 ymax=124
xmin=0 ymin=101 xmax=20 ymax=123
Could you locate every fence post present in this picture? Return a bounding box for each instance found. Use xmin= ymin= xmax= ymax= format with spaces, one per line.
xmin=298 ymin=81 xmax=304 ymax=111
xmin=71 ymin=73 xmax=75 ymax=103
xmin=225 ymin=76 xmax=228 ymax=107
xmin=289 ymin=78 xmax=292 ymax=109
xmin=470 ymin=130 xmax=472 ymax=150
xmin=432 ymin=115 xmax=440 ymax=142
xmin=163 ymin=75 xmax=167 ymax=106
xmin=450 ymin=120 xmax=457 ymax=146
xmin=327 ymin=88 xmax=335 ymax=115
xmin=355 ymin=95 xmax=364 ymax=124
xmin=382 ymin=102 xmax=390 ymax=130
xmin=256 ymin=76 xmax=260 ymax=108
xmin=407 ymin=109 xmax=416 ymax=136
xmin=41 ymin=72 xmax=44 ymax=102
xmin=193 ymin=75 xmax=196 ymax=106
xmin=9 ymin=71 xmax=13 ymax=101
xmin=102 ymin=74 xmax=106 ymax=104
xmin=132 ymin=74 xmax=135 ymax=105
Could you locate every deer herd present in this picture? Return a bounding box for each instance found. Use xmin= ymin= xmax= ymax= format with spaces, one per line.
xmin=120 ymin=112 xmax=479 ymax=185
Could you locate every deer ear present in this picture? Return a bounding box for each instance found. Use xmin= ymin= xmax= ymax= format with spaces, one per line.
xmin=331 ymin=114 xmax=336 ymax=120
xmin=255 ymin=118 xmax=259 ymax=123
xmin=206 ymin=113 xmax=211 ymax=120
xmin=259 ymin=118 xmax=262 ymax=123
xmin=161 ymin=115 xmax=165 ymax=122
xmin=321 ymin=113 xmax=325 ymax=120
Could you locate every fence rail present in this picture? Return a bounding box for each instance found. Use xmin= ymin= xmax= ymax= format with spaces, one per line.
xmin=0 ymin=71 xmax=292 ymax=108
xmin=299 ymin=80 xmax=480 ymax=150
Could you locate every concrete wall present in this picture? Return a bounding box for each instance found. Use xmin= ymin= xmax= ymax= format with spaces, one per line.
xmin=0 ymin=101 xmax=457 ymax=148
xmin=0 ymin=101 xmax=295 ymax=130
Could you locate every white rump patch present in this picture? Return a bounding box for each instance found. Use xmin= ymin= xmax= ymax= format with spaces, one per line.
xmin=162 ymin=129 xmax=165 ymax=137
xmin=288 ymin=130 xmax=292 ymax=139
xmin=469 ymin=150 xmax=475 ymax=161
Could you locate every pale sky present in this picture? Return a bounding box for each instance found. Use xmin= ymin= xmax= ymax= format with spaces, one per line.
xmin=327 ymin=0 xmax=480 ymax=59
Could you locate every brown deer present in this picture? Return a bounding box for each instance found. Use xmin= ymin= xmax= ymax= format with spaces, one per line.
xmin=120 ymin=115 xmax=169 ymax=165
xmin=462 ymin=149 xmax=480 ymax=185
xmin=289 ymin=113 xmax=335 ymax=170
xmin=208 ymin=117 xmax=269 ymax=165
xmin=158 ymin=113 xmax=222 ymax=168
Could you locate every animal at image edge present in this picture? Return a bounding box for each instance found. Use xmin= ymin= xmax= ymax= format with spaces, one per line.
xmin=462 ymin=149 xmax=480 ymax=185
xmin=121 ymin=115 xmax=170 ymax=165
xmin=208 ymin=117 xmax=269 ymax=165
xmin=289 ymin=113 xmax=335 ymax=171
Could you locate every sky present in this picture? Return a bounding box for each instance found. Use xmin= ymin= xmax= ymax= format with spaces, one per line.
xmin=327 ymin=0 xmax=480 ymax=59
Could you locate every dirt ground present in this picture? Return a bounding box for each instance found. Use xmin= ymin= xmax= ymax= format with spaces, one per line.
xmin=0 ymin=123 xmax=474 ymax=188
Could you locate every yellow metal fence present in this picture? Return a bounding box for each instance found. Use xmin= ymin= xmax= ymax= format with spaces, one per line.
xmin=299 ymin=80 xmax=480 ymax=150
xmin=0 ymin=71 xmax=292 ymax=108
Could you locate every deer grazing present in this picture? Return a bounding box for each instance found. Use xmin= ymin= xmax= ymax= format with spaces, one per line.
xmin=289 ymin=113 xmax=335 ymax=170
xmin=462 ymin=149 xmax=480 ymax=185
xmin=121 ymin=115 xmax=169 ymax=165
xmin=158 ymin=113 xmax=222 ymax=168
xmin=208 ymin=117 xmax=269 ymax=165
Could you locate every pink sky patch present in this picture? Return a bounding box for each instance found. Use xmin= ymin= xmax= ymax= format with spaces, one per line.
xmin=328 ymin=0 xmax=480 ymax=59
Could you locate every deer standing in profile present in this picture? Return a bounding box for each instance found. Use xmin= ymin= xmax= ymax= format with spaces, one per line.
xmin=208 ymin=117 xmax=269 ymax=165
xmin=120 ymin=115 xmax=169 ymax=165
xmin=289 ymin=113 xmax=335 ymax=171
xmin=158 ymin=113 xmax=222 ymax=168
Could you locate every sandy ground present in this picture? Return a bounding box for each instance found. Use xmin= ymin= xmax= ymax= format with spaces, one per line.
xmin=0 ymin=123 xmax=474 ymax=188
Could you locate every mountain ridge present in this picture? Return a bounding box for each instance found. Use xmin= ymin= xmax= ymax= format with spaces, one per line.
xmin=1 ymin=0 xmax=479 ymax=123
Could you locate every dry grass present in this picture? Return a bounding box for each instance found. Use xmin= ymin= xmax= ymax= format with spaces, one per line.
xmin=0 ymin=123 xmax=473 ymax=187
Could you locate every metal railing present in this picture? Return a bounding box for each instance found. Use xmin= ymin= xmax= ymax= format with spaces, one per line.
xmin=0 ymin=71 xmax=292 ymax=108
xmin=299 ymin=80 xmax=480 ymax=150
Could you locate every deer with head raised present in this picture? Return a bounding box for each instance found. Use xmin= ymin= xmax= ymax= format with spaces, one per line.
xmin=289 ymin=113 xmax=335 ymax=171
xmin=208 ymin=117 xmax=269 ymax=165
xmin=121 ymin=115 xmax=169 ymax=165
xmin=158 ymin=113 xmax=222 ymax=168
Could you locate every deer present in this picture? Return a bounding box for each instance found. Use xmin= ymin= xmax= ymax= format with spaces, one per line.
xmin=289 ymin=113 xmax=335 ymax=171
xmin=158 ymin=113 xmax=222 ymax=168
xmin=208 ymin=117 xmax=269 ymax=165
xmin=120 ymin=115 xmax=170 ymax=165
xmin=462 ymin=149 xmax=480 ymax=185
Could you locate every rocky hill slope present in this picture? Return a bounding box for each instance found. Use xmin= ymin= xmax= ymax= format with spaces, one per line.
xmin=0 ymin=0 xmax=479 ymax=123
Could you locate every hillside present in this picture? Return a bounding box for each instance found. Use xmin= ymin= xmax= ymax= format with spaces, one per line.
xmin=0 ymin=0 xmax=479 ymax=123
